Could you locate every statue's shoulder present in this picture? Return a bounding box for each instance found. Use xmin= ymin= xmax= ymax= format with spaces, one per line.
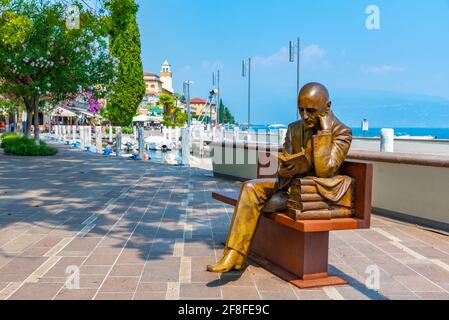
xmin=332 ymin=114 xmax=352 ymax=136
xmin=288 ymin=120 xmax=302 ymax=130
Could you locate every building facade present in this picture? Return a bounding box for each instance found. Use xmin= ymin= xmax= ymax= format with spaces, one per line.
xmin=190 ymin=97 xmax=217 ymax=120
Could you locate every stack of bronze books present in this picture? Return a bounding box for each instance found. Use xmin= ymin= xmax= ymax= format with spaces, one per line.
xmin=286 ymin=178 xmax=355 ymax=220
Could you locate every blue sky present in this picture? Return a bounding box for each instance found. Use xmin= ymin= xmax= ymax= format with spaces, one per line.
xmin=135 ymin=0 xmax=449 ymax=127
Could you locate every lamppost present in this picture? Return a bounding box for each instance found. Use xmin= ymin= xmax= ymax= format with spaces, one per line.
xmin=242 ymin=58 xmax=251 ymax=130
xmin=182 ymin=80 xmax=193 ymax=166
xmin=208 ymin=89 xmax=216 ymax=129
xmin=212 ymin=70 xmax=220 ymax=125
xmin=183 ymin=80 xmax=194 ymax=128
xmin=289 ymin=37 xmax=300 ymax=119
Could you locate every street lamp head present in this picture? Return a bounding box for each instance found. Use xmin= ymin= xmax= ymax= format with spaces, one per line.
xmin=242 ymin=60 xmax=247 ymax=77
xmin=289 ymin=41 xmax=295 ymax=62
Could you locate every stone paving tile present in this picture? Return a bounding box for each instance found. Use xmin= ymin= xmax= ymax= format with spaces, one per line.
xmin=109 ymin=264 xmax=144 ymax=277
xmin=219 ymin=271 xmax=255 ymax=287
xmin=293 ymin=289 xmax=331 ymax=300
xmin=191 ymin=269 xmax=220 ymax=283
xmin=79 ymin=265 xmax=111 ymax=275
xmin=54 ymin=288 xmax=97 ymax=300
xmin=0 ymin=282 xmax=9 ymax=291
xmin=415 ymin=291 xmax=449 ymax=300
xmin=252 ymin=274 xmax=294 ymax=292
xmin=336 ymin=286 xmax=376 ymax=300
xmin=258 ymin=290 xmax=298 ymax=300
xmin=2 ymin=143 xmax=449 ymax=300
xmin=179 ymin=283 xmax=221 ymax=299
xmin=0 ymin=257 xmax=48 ymax=282
xmin=99 ymin=276 xmax=140 ymax=293
xmin=20 ymin=247 xmax=51 ymax=257
xmin=95 ymin=292 xmax=134 ymax=300
xmin=8 ymin=283 xmax=62 ymax=300
xmin=44 ymin=257 xmax=85 ymax=277
xmin=83 ymin=254 xmax=118 ymax=266
xmin=393 ymin=275 xmax=445 ymax=292
xmin=78 ymin=275 xmax=106 ymax=289
xmin=136 ymin=282 xmax=167 ymax=292
xmin=141 ymin=266 xmax=180 ymax=283
xmin=221 ymin=286 xmax=260 ymax=300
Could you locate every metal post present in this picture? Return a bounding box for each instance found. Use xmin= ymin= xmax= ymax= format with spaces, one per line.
xmin=183 ymin=80 xmax=193 ymax=167
xmin=290 ymin=37 xmax=301 ymax=119
xmin=214 ymin=70 xmax=221 ymax=125
xmin=80 ymin=126 xmax=85 ymax=150
xmin=138 ymin=125 xmax=145 ymax=160
xmin=296 ymin=37 xmax=300 ymax=120
xmin=248 ymin=58 xmax=251 ymax=130
xmin=116 ymin=127 xmax=122 ymax=157
xmin=72 ymin=125 xmax=76 ymax=144
xmin=96 ymin=126 xmax=102 ymax=153
xmin=185 ymin=81 xmax=192 ymax=128
xmin=209 ymin=94 xmax=213 ymax=129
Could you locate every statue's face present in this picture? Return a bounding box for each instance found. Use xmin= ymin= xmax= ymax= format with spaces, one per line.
xmin=298 ymin=96 xmax=328 ymax=130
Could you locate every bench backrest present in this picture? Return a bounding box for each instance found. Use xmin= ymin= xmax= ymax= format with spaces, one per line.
xmin=257 ymin=153 xmax=373 ymax=227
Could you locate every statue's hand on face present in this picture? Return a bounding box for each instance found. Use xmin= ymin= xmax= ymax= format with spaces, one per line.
xmin=318 ymin=108 xmax=332 ymax=131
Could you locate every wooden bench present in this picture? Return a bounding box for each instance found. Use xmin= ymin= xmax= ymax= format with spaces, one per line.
xmin=212 ymin=160 xmax=373 ymax=289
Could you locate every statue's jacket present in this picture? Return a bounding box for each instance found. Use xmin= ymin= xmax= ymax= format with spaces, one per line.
xmin=279 ymin=111 xmax=353 ymax=202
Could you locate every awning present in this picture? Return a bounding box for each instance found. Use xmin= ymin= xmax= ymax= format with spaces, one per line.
xmin=132 ymin=115 xmax=151 ymax=122
xmin=51 ymin=107 xmax=77 ymax=117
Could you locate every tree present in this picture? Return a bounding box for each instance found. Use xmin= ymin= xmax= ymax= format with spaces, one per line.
xmin=159 ymin=93 xmax=187 ymax=127
xmin=218 ymin=99 xmax=235 ymax=124
xmin=103 ymin=0 xmax=145 ymax=126
xmin=0 ymin=0 xmax=116 ymax=141
xmin=173 ymin=92 xmax=182 ymax=108
xmin=0 ymin=93 xmax=22 ymax=132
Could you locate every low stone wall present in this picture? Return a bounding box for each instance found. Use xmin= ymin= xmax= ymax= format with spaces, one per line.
xmin=211 ymin=141 xmax=449 ymax=231
xmin=352 ymin=137 xmax=449 ymax=157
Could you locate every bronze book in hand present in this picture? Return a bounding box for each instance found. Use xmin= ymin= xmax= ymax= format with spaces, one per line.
xmin=277 ymin=152 xmax=309 ymax=168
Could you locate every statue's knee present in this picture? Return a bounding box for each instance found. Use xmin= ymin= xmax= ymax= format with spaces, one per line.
xmin=243 ymin=179 xmax=263 ymax=194
xmin=242 ymin=180 xmax=256 ymax=190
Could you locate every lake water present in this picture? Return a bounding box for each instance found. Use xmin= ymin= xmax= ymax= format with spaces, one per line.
xmin=351 ymin=128 xmax=449 ymax=139
xmin=244 ymin=125 xmax=449 ymax=140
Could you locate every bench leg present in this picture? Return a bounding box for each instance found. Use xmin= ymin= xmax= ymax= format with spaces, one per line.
xmin=249 ymin=216 xmax=347 ymax=289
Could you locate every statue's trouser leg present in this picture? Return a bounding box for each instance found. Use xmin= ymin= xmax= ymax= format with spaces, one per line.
xmin=225 ymin=179 xmax=278 ymax=256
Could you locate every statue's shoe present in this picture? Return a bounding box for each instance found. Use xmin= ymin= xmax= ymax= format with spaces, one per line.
xmin=206 ymin=249 xmax=246 ymax=273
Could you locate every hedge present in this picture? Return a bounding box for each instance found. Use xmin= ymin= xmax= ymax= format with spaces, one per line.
xmin=1 ymin=136 xmax=58 ymax=156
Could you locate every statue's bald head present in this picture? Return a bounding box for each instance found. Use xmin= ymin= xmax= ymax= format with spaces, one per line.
xmin=298 ymin=82 xmax=331 ymax=130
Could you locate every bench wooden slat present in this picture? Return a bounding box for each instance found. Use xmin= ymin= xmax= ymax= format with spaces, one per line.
xmin=212 ymin=191 xmax=239 ymax=206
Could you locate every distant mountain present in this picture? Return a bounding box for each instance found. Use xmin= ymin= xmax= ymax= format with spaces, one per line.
xmin=333 ymin=90 xmax=449 ymax=128
xmin=244 ymin=89 xmax=449 ymax=128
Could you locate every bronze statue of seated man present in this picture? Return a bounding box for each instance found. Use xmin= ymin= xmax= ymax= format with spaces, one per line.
xmin=207 ymin=82 xmax=353 ymax=273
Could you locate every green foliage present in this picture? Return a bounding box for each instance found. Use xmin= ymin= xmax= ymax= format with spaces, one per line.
xmin=0 ymin=0 xmax=116 ymax=139
xmin=159 ymin=93 xmax=187 ymax=127
xmin=218 ymin=99 xmax=235 ymax=124
xmin=0 ymin=131 xmax=18 ymax=147
xmin=103 ymin=0 xmax=145 ymax=126
xmin=1 ymin=136 xmax=58 ymax=156
xmin=1 ymin=131 xmax=17 ymax=138
xmin=111 ymin=127 xmax=133 ymax=134
xmin=121 ymin=127 xmax=134 ymax=134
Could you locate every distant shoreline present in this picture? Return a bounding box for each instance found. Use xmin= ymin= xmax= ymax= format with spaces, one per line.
xmin=241 ymin=124 xmax=449 ymax=140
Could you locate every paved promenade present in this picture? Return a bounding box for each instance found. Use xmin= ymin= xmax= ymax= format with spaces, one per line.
xmin=1 ymin=144 xmax=449 ymax=300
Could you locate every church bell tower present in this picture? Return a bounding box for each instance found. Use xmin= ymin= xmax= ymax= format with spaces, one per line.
xmin=160 ymin=60 xmax=173 ymax=93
